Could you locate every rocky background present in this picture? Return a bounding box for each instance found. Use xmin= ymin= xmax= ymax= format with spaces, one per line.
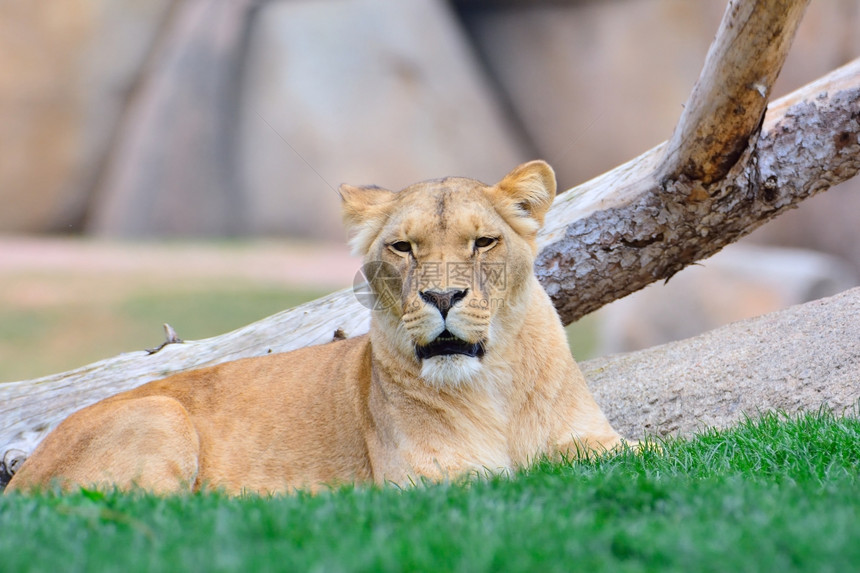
xmin=2 ymin=0 xmax=859 ymax=352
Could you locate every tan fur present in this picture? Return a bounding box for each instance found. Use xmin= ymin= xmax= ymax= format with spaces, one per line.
xmin=6 ymin=161 xmax=624 ymax=495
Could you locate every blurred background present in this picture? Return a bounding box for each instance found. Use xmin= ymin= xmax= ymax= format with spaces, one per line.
xmin=1 ymin=0 xmax=858 ymax=382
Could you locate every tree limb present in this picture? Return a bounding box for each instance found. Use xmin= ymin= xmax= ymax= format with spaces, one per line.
xmin=538 ymin=56 xmax=860 ymax=324
xmin=659 ymin=0 xmax=810 ymax=184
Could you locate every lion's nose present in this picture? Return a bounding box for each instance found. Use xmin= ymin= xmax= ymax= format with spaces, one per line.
xmin=420 ymin=288 xmax=468 ymax=319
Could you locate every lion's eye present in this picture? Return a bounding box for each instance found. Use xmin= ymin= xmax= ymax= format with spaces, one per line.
xmin=474 ymin=237 xmax=497 ymax=250
xmin=390 ymin=241 xmax=413 ymax=254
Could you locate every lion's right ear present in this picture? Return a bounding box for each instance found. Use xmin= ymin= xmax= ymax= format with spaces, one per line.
xmin=339 ymin=184 xmax=397 ymax=255
xmin=487 ymin=160 xmax=557 ymax=240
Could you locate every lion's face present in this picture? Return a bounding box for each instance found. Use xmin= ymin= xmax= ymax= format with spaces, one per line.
xmin=340 ymin=161 xmax=556 ymax=386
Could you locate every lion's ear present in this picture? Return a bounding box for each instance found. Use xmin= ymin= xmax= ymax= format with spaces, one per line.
xmin=339 ymin=184 xmax=397 ymax=255
xmin=488 ymin=160 xmax=557 ymax=237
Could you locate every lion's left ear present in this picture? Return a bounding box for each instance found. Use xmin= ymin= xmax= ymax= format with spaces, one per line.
xmin=487 ymin=160 xmax=557 ymax=237
xmin=338 ymin=183 xmax=397 ymax=255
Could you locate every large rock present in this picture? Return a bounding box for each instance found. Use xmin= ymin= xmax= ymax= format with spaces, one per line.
xmin=235 ymin=0 xmax=527 ymax=239
xmin=0 ymin=0 xmax=172 ymax=232
xmin=585 ymin=287 xmax=860 ymax=440
xmin=596 ymin=244 xmax=858 ymax=354
xmin=89 ymin=0 xmax=527 ymax=239
xmin=7 ymin=0 xmax=858 ymax=245
xmin=88 ymin=0 xmax=254 ymax=237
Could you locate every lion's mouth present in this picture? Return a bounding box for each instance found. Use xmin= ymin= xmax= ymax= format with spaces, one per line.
xmin=415 ymin=330 xmax=485 ymax=360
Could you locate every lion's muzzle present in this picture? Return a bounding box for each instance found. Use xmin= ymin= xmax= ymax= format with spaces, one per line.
xmin=415 ymin=330 xmax=485 ymax=360
xmin=414 ymin=288 xmax=485 ymax=360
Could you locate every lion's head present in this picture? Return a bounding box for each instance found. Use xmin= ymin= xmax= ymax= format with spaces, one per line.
xmin=340 ymin=161 xmax=556 ymax=386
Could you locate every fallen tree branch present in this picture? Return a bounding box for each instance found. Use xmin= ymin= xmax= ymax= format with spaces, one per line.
xmin=2 ymin=1 xmax=859 ymax=469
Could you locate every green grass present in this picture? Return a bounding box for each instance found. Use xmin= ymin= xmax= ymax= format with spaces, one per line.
xmin=2 ymin=409 xmax=859 ymax=572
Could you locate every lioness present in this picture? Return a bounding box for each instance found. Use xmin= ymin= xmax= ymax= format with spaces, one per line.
xmin=7 ymin=160 xmax=625 ymax=495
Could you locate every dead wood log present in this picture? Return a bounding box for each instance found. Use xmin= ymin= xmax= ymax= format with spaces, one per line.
xmin=2 ymin=0 xmax=859 ymax=475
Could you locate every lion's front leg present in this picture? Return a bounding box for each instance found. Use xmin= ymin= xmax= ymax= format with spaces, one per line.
xmin=550 ymin=387 xmax=630 ymax=460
